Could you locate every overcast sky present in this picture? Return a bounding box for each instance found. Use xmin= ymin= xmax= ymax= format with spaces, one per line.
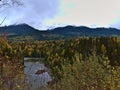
xmin=0 ymin=0 xmax=120 ymax=30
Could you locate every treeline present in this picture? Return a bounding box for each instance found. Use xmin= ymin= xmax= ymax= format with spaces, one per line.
xmin=1 ymin=36 xmax=120 ymax=89
xmin=8 ymin=37 xmax=120 ymax=65
xmin=42 ymin=37 xmax=120 ymax=89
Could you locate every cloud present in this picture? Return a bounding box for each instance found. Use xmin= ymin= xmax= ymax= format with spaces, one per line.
xmin=0 ymin=0 xmax=120 ymax=29
xmin=44 ymin=0 xmax=120 ymax=29
xmin=0 ymin=0 xmax=60 ymax=29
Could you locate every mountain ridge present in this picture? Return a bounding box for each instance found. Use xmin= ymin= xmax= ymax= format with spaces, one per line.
xmin=0 ymin=24 xmax=120 ymax=40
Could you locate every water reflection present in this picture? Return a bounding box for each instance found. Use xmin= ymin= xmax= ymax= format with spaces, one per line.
xmin=24 ymin=59 xmax=52 ymax=89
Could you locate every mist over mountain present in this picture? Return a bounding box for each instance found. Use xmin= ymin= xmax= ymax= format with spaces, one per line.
xmin=0 ymin=24 xmax=120 ymax=40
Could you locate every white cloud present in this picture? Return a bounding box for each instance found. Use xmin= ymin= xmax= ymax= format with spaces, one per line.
xmin=0 ymin=0 xmax=60 ymax=29
xmin=0 ymin=0 xmax=120 ymax=29
xmin=44 ymin=0 xmax=120 ymax=29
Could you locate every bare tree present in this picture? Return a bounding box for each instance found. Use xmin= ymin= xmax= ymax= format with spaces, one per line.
xmin=0 ymin=0 xmax=22 ymax=7
xmin=0 ymin=16 xmax=6 ymax=25
xmin=0 ymin=0 xmax=23 ymax=25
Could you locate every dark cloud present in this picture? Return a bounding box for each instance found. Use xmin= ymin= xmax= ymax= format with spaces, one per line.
xmin=0 ymin=0 xmax=60 ymax=29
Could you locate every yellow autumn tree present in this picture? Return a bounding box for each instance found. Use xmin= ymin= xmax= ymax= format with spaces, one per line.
xmin=101 ymin=44 xmax=107 ymax=55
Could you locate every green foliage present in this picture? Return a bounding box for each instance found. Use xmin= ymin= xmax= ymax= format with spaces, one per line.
xmin=54 ymin=55 xmax=120 ymax=90
xmin=1 ymin=36 xmax=120 ymax=89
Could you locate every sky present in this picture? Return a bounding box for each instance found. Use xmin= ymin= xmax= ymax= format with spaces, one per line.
xmin=0 ymin=0 xmax=120 ymax=30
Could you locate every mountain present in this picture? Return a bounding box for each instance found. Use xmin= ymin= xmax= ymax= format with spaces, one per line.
xmin=0 ymin=24 xmax=42 ymax=35
xmin=0 ymin=24 xmax=47 ymax=40
xmin=51 ymin=25 xmax=120 ymax=35
xmin=0 ymin=24 xmax=120 ymax=41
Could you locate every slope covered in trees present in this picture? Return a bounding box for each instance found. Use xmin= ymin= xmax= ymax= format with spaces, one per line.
xmin=1 ymin=24 xmax=120 ymax=41
xmin=1 ymin=36 xmax=120 ymax=89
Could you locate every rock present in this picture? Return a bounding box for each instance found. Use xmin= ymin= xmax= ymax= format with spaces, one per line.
xmin=35 ymin=69 xmax=45 ymax=75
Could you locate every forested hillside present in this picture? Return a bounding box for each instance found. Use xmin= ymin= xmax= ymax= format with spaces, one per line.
xmin=0 ymin=24 xmax=120 ymax=41
xmin=1 ymin=36 xmax=120 ymax=89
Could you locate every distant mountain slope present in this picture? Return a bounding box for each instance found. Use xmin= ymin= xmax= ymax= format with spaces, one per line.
xmin=0 ymin=24 xmax=47 ymax=40
xmin=51 ymin=26 xmax=120 ymax=36
xmin=0 ymin=24 xmax=42 ymax=35
xmin=0 ymin=24 xmax=120 ymax=40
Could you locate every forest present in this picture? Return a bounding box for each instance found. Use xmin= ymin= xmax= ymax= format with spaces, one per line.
xmin=0 ymin=0 xmax=120 ymax=89
xmin=0 ymin=35 xmax=120 ymax=90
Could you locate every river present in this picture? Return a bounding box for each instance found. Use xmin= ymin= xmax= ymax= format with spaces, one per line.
xmin=24 ymin=58 xmax=52 ymax=90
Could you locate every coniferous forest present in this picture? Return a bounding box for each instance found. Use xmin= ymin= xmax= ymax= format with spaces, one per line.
xmin=1 ymin=35 xmax=120 ymax=90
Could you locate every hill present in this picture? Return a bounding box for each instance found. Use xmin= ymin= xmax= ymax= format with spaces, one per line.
xmin=0 ymin=24 xmax=120 ymax=40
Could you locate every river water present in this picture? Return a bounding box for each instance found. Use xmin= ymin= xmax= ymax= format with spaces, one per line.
xmin=24 ymin=58 xmax=52 ymax=89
